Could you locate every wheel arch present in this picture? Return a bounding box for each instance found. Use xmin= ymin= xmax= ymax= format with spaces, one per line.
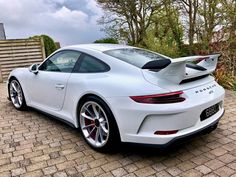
xmin=76 ymin=93 xmax=121 ymax=139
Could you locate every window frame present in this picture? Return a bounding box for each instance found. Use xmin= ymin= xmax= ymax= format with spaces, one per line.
xmin=72 ymin=53 xmax=110 ymax=73
xmin=38 ymin=49 xmax=82 ymax=73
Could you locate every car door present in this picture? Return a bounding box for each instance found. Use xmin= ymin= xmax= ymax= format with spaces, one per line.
xmin=27 ymin=50 xmax=81 ymax=111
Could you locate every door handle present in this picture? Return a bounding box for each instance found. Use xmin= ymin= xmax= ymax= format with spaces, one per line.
xmin=55 ymin=84 xmax=65 ymax=90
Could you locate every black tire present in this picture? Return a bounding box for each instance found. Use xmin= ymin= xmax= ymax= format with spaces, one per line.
xmin=78 ymin=95 xmax=120 ymax=152
xmin=8 ymin=78 xmax=27 ymax=111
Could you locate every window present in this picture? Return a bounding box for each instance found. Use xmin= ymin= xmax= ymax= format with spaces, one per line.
xmin=74 ymin=54 xmax=110 ymax=73
xmin=104 ymin=48 xmax=168 ymax=68
xmin=39 ymin=50 xmax=81 ymax=73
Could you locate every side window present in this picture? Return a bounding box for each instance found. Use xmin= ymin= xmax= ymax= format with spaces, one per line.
xmin=74 ymin=54 xmax=110 ymax=73
xmin=39 ymin=51 xmax=81 ymax=73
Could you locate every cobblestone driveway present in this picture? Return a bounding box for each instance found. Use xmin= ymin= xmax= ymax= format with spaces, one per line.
xmin=0 ymin=83 xmax=236 ymax=177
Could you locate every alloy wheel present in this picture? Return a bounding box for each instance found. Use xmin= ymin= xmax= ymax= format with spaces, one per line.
xmin=9 ymin=80 xmax=23 ymax=108
xmin=80 ymin=101 xmax=109 ymax=148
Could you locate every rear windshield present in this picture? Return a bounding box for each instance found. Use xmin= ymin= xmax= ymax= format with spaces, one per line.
xmin=104 ymin=48 xmax=167 ymax=68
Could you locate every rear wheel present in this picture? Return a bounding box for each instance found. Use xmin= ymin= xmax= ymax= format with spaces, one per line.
xmin=78 ymin=96 xmax=120 ymax=152
xmin=9 ymin=79 xmax=27 ymax=110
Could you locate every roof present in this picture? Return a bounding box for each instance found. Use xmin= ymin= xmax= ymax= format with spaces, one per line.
xmin=0 ymin=23 xmax=6 ymax=40
xmin=65 ymin=43 xmax=134 ymax=52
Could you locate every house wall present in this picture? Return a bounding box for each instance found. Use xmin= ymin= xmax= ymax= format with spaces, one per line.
xmin=0 ymin=23 xmax=6 ymax=40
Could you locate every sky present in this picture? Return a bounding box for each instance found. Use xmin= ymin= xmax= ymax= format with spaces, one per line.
xmin=0 ymin=0 xmax=105 ymax=46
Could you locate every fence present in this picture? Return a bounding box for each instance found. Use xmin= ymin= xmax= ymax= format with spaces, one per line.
xmin=0 ymin=38 xmax=45 ymax=82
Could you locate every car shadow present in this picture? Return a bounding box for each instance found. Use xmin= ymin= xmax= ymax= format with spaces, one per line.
xmin=19 ymin=105 xmax=213 ymax=157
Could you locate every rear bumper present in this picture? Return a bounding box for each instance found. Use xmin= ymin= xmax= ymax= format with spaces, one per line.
xmin=106 ymin=81 xmax=225 ymax=145
xmin=126 ymin=110 xmax=223 ymax=148
xmin=154 ymin=110 xmax=223 ymax=147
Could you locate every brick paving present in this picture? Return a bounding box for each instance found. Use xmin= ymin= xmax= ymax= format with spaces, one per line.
xmin=0 ymin=83 xmax=235 ymax=177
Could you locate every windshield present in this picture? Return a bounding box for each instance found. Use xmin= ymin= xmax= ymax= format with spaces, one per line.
xmin=104 ymin=48 xmax=167 ymax=68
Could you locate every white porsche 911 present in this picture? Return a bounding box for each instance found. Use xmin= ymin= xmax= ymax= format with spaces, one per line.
xmin=7 ymin=44 xmax=225 ymax=151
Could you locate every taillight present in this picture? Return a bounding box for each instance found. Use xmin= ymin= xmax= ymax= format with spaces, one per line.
xmin=130 ymin=91 xmax=185 ymax=104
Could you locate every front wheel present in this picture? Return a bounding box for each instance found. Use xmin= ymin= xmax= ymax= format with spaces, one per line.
xmin=78 ymin=96 xmax=120 ymax=152
xmin=9 ymin=79 xmax=27 ymax=110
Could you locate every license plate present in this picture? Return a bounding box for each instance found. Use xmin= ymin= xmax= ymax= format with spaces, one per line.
xmin=200 ymin=103 xmax=219 ymax=121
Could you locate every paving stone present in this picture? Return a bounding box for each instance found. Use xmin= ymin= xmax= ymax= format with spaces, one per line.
xmin=11 ymin=167 xmax=26 ymax=176
xmin=43 ymin=166 xmax=58 ymax=175
xmin=155 ymin=170 xmax=172 ymax=177
xmin=214 ymin=166 xmax=235 ymax=177
xmin=0 ymin=84 xmax=235 ymax=177
xmin=195 ymin=165 xmax=212 ymax=175
xmin=218 ymin=153 xmax=236 ymax=163
xmin=53 ymin=171 xmax=68 ymax=177
xmin=112 ymin=167 xmax=127 ymax=177
xmin=180 ymin=169 xmax=202 ymax=177
xmin=124 ymin=164 xmax=138 ymax=173
xmin=166 ymin=166 xmax=182 ymax=176
xmin=101 ymin=161 xmax=122 ymax=172
xmin=210 ymin=147 xmax=228 ymax=156
xmin=88 ymin=157 xmax=108 ymax=168
xmin=205 ymin=159 xmax=225 ymax=170
xmin=82 ymin=167 xmax=104 ymax=177
xmin=26 ymin=161 xmax=47 ymax=172
xmin=134 ymin=166 xmax=156 ymax=177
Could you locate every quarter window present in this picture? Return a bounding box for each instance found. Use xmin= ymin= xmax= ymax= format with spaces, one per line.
xmin=74 ymin=54 xmax=110 ymax=73
xmin=39 ymin=50 xmax=81 ymax=73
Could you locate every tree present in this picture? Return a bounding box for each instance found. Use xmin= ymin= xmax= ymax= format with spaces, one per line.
xmin=144 ymin=0 xmax=184 ymax=57
xmin=162 ymin=0 xmax=183 ymax=50
xmin=199 ymin=0 xmax=222 ymax=50
xmin=179 ymin=0 xmax=199 ymax=53
xmin=96 ymin=0 xmax=161 ymax=46
xmin=94 ymin=38 xmax=118 ymax=44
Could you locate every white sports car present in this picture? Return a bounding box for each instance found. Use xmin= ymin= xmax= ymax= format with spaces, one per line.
xmin=7 ymin=44 xmax=225 ymax=151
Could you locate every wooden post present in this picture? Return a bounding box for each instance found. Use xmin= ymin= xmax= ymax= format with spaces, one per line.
xmin=0 ymin=64 xmax=3 ymax=83
xmin=40 ymin=37 xmax=46 ymax=60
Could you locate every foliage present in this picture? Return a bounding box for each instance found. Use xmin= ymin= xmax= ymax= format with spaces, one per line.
xmin=30 ymin=35 xmax=57 ymax=57
xmin=41 ymin=35 xmax=58 ymax=57
xmin=94 ymin=38 xmax=118 ymax=44
xmin=143 ymin=28 xmax=181 ymax=57
xmin=96 ymin=0 xmax=160 ymax=46
xmin=142 ymin=1 xmax=184 ymax=57
xmin=96 ymin=0 xmax=236 ymax=90
xmin=214 ymin=63 xmax=236 ymax=90
xmin=233 ymin=80 xmax=236 ymax=91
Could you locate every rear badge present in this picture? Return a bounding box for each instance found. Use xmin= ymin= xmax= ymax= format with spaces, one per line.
xmin=195 ymin=84 xmax=216 ymax=94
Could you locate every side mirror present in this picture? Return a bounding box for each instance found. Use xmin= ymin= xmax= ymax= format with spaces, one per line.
xmin=29 ymin=64 xmax=39 ymax=74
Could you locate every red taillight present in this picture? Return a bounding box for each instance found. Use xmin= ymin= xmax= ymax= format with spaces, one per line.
xmin=130 ymin=91 xmax=185 ymax=104
xmin=154 ymin=130 xmax=178 ymax=135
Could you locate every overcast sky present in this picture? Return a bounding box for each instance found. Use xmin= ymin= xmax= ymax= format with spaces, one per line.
xmin=0 ymin=0 xmax=105 ymax=46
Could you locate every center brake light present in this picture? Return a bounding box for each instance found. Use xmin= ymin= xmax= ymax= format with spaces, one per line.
xmin=130 ymin=91 xmax=185 ymax=104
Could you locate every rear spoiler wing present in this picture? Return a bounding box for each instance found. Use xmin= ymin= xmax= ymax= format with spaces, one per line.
xmin=143 ymin=53 xmax=221 ymax=84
